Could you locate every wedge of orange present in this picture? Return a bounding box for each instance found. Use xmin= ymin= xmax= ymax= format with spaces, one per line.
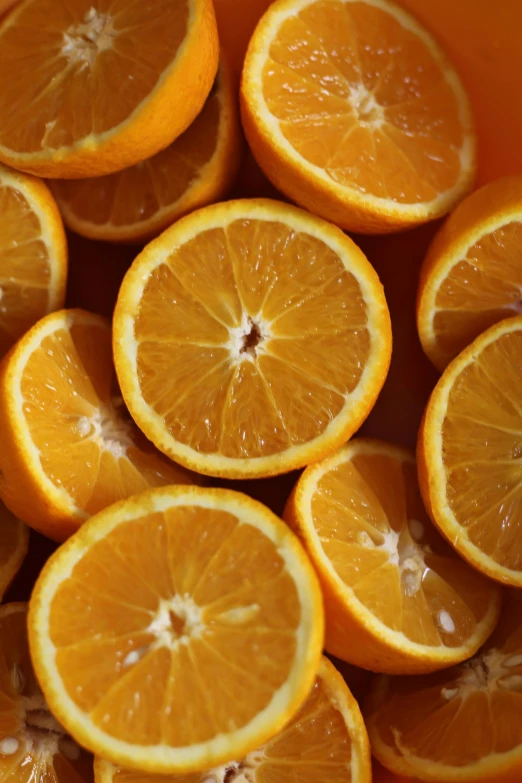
xmin=0 ymin=308 xmax=198 ymax=542
xmin=0 ymin=163 xmax=67 ymax=358
xmin=113 ymin=198 xmax=392 ymax=479
xmin=0 ymin=0 xmax=218 ymax=178
xmin=241 ymin=0 xmax=476 ymax=234
xmin=94 ymin=656 xmax=371 ymax=783
xmin=51 ymin=62 xmax=242 ymax=243
xmin=28 ymin=485 xmax=324 ymax=774
xmin=417 ymin=175 xmax=522 ymax=371
xmin=0 ymin=502 xmax=29 ymax=599
xmin=0 ymin=603 xmax=94 ymax=782
xmin=418 ymin=315 xmax=522 ymax=587
xmin=366 ymin=591 xmax=522 ymax=782
xmin=285 ymin=438 xmax=500 ymax=674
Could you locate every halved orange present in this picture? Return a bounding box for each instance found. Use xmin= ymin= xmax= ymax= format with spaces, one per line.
xmin=51 ymin=62 xmax=242 ymax=243
xmin=0 ymin=0 xmax=218 ymax=178
xmin=93 ymin=656 xmax=371 ymax=783
xmin=418 ymin=315 xmax=522 ymax=587
xmin=241 ymin=0 xmax=476 ymax=233
xmin=366 ymin=591 xmax=522 ymax=782
xmin=0 ymin=502 xmax=29 ymax=599
xmin=28 ymin=485 xmax=324 ymax=774
xmin=0 ymin=308 xmax=198 ymax=542
xmin=113 ymin=198 xmax=392 ymax=479
xmin=418 ymin=175 xmax=522 ymax=371
xmin=0 ymin=603 xmax=94 ymax=782
xmin=0 ymin=163 xmax=67 ymax=358
xmin=284 ymin=438 xmax=500 ymax=674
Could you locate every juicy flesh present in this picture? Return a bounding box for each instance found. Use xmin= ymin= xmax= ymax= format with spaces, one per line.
xmin=0 ymin=607 xmax=92 ymax=782
xmin=0 ymin=0 xmax=188 ymax=153
xmin=311 ymin=451 xmax=494 ymax=646
xmin=21 ymin=319 xmax=192 ymax=515
xmin=0 ymin=185 xmax=52 ymax=357
xmin=49 ymin=506 xmax=301 ymax=744
xmin=369 ymin=602 xmax=522 ymax=767
xmin=262 ymin=0 xmax=466 ymax=202
xmin=109 ymin=671 xmax=354 ymax=782
xmin=135 ymin=219 xmax=370 ymax=458
xmin=433 ymin=221 xmax=522 ymax=363
xmin=52 ymin=81 xmax=222 ymax=229
xmin=441 ymin=327 xmax=522 ymax=572
xmin=0 ymin=504 xmax=25 ymax=598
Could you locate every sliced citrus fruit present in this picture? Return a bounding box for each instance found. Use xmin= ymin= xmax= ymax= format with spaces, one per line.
xmin=51 ymin=62 xmax=242 ymax=243
xmin=0 ymin=308 xmax=198 ymax=542
xmin=241 ymin=0 xmax=476 ymax=233
xmin=93 ymin=656 xmax=371 ymax=783
xmin=0 ymin=0 xmax=218 ymax=178
xmin=418 ymin=314 xmax=522 ymax=587
xmin=366 ymin=591 xmax=522 ymax=782
xmin=0 ymin=163 xmax=67 ymax=358
xmin=285 ymin=438 xmax=500 ymax=674
xmin=418 ymin=175 xmax=522 ymax=371
xmin=0 ymin=602 xmax=94 ymax=782
xmin=113 ymin=198 xmax=392 ymax=479
xmin=28 ymin=485 xmax=324 ymax=774
xmin=0 ymin=502 xmax=29 ymax=600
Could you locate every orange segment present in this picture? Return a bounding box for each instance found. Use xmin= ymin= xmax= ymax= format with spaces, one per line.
xmin=94 ymin=656 xmax=372 ymax=783
xmin=0 ymin=308 xmax=198 ymax=542
xmin=28 ymin=486 xmax=324 ymax=774
xmin=51 ymin=62 xmax=242 ymax=243
xmin=241 ymin=0 xmax=475 ymax=233
xmin=113 ymin=199 xmax=392 ymax=479
xmin=0 ymin=603 xmax=93 ymax=782
xmin=285 ymin=438 xmax=500 ymax=674
xmin=0 ymin=163 xmax=67 ymax=358
xmin=366 ymin=592 xmax=522 ymax=782
xmin=418 ymin=315 xmax=522 ymax=587
xmin=417 ymin=175 xmax=522 ymax=370
xmin=0 ymin=503 xmax=29 ymax=599
xmin=0 ymin=0 xmax=218 ymax=178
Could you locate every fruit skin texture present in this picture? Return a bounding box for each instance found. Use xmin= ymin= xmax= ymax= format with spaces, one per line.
xmin=240 ymin=0 xmax=476 ymax=234
xmin=0 ymin=0 xmax=219 ymax=178
xmin=417 ymin=174 xmax=522 ymax=371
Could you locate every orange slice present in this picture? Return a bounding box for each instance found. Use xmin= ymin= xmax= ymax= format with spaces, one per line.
xmin=366 ymin=591 xmax=522 ymax=783
xmin=418 ymin=175 xmax=522 ymax=371
xmin=284 ymin=438 xmax=500 ymax=674
xmin=94 ymin=656 xmax=371 ymax=783
xmin=0 ymin=163 xmax=67 ymax=358
xmin=418 ymin=315 xmax=522 ymax=587
xmin=51 ymin=62 xmax=242 ymax=243
xmin=113 ymin=198 xmax=392 ymax=479
xmin=0 ymin=502 xmax=29 ymax=599
xmin=241 ymin=0 xmax=476 ymax=234
xmin=28 ymin=485 xmax=324 ymax=774
xmin=0 ymin=0 xmax=218 ymax=178
xmin=0 ymin=308 xmax=198 ymax=542
xmin=0 ymin=603 xmax=94 ymax=782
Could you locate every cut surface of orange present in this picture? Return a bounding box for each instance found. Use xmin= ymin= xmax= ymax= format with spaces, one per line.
xmin=0 ymin=163 xmax=67 ymax=358
xmin=93 ymin=656 xmax=371 ymax=783
xmin=284 ymin=438 xmax=500 ymax=674
xmin=113 ymin=198 xmax=392 ymax=479
xmin=0 ymin=603 xmax=94 ymax=783
xmin=0 ymin=0 xmax=218 ymax=178
xmin=28 ymin=485 xmax=324 ymax=774
xmin=241 ymin=0 xmax=476 ymax=233
xmin=366 ymin=592 xmax=522 ymax=782
xmin=418 ymin=175 xmax=522 ymax=371
xmin=418 ymin=315 xmax=522 ymax=587
xmin=0 ymin=308 xmax=197 ymax=542
xmin=51 ymin=63 xmax=242 ymax=243
xmin=0 ymin=502 xmax=29 ymax=599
